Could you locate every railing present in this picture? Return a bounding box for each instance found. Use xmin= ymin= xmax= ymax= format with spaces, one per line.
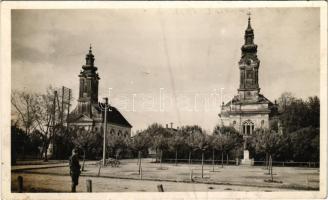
xmin=161 ymin=158 xmax=319 ymax=168
xmin=162 ymin=158 xmax=237 ymax=165
xmin=253 ymin=160 xmax=319 ymax=168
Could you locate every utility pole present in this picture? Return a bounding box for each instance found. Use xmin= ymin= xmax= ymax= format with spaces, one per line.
xmin=99 ymin=98 xmax=110 ymax=166
xmin=66 ymin=88 xmax=71 ymax=132
xmin=61 ymin=86 xmax=64 ymax=126
xmin=52 ymin=90 xmax=57 ymax=158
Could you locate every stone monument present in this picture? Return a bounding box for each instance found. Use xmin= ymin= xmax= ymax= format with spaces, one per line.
xmin=241 ymin=137 xmax=254 ymax=165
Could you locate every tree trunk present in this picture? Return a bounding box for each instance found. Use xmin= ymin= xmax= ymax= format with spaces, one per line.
xmin=175 ymin=149 xmax=178 ymax=166
xmin=188 ymin=151 xmax=191 ymax=165
xmin=44 ymin=149 xmax=48 ymax=162
xmin=138 ymin=151 xmax=142 ymax=175
xmin=212 ymin=148 xmax=215 ymax=172
xmin=270 ymin=155 xmax=273 ymax=181
xmin=82 ymin=150 xmax=86 ymax=171
xmin=226 ymin=154 xmax=229 ymax=165
xmin=221 ymin=151 xmax=223 ymax=168
xmin=160 ymin=149 xmax=163 ymax=169
xmin=201 ymin=152 xmax=204 ymax=178
xmin=266 ymin=152 xmax=268 ymax=169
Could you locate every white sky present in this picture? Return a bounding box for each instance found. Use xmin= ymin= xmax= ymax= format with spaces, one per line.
xmin=12 ymin=8 xmax=320 ymax=132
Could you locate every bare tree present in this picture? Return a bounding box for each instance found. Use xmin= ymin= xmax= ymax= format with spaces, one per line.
xmin=11 ymin=90 xmax=39 ymax=135
xmin=34 ymin=87 xmax=60 ymax=161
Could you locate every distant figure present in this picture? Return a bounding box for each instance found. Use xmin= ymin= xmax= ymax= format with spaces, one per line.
xmin=69 ymin=148 xmax=81 ymax=192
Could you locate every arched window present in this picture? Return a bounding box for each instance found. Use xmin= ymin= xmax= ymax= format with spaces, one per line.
xmin=124 ymin=131 xmax=129 ymax=138
xmin=242 ymin=120 xmax=254 ymax=135
xmin=110 ymin=129 xmax=115 ymax=135
xmin=233 ymin=121 xmax=236 ymax=125
xmin=261 ymin=120 xmax=265 ymax=127
xmin=118 ymin=130 xmax=122 ymax=137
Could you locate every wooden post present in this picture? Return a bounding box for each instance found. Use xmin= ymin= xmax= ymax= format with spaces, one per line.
xmin=140 ymin=165 xmax=143 ymax=180
xmin=157 ymin=184 xmax=164 ymax=192
xmin=18 ymin=176 xmax=23 ymax=193
xmin=86 ymin=179 xmax=92 ymax=192
xmin=190 ymin=169 xmax=193 ymax=182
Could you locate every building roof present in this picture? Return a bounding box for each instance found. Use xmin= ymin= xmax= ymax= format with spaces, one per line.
xmin=68 ymin=102 xmax=132 ymax=128
xmin=224 ymin=93 xmax=273 ymax=106
xmin=96 ymin=103 xmax=133 ymax=128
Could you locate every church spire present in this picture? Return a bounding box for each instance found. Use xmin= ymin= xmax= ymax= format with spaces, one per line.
xmin=238 ymin=12 xmax=260 ymax=99
xmin=85 ymin=44 xmax=95 ymax=66
xmin=246 ymin=11 xmax=252 ymax=31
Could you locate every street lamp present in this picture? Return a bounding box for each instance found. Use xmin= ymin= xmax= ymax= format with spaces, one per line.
xmin=99 ymin=97 xmax=110 ymax=166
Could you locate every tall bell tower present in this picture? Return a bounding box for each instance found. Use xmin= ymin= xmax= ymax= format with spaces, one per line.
xmin=77 ymin=45 xmax=100 ymax=116
xmin=238 ymin=14 xmax=260 ymax=102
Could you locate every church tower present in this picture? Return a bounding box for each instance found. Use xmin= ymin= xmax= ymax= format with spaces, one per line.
xmin=238 ymin=15 xmax=260 ymax=102
xmin=77 ymin=46 xmax=100 ymax=116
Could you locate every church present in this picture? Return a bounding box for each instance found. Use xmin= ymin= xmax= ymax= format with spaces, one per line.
xmin=68 ymin=47 xmax=132 ymax=138
xmin=219 ymin=16 xmax=278 ymax=137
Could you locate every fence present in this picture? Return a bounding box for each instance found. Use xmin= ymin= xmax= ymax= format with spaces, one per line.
xmin=162 ymin=158 xmax=319 ymax=168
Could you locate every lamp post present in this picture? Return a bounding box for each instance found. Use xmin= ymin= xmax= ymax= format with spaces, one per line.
xmin=99 ymin=97 xmax=110 ymax=166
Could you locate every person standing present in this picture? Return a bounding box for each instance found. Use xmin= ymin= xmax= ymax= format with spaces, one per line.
xmin=69 ymin=148 xmax=81 ymax=192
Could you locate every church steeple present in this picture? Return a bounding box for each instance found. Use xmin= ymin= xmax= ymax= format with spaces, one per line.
xmin=78 ymin=45 xmax=100 ymax=108
xmin=238 ymin=13 xmax=260 ymax=102
xmin=85 ymin=44 xmax=95 ymax=66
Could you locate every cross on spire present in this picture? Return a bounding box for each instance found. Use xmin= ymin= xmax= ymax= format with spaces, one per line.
xmin=246 ymin=10 xmax=252 ymax=30
xmin=247 ymin=10 xmax=251 ymax=20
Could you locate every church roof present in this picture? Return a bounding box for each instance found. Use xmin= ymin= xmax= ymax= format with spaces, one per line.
xmin=224 ymin=93 xmax=273 ymax=106
xmin=96 ymin=103 xmax=133 ymax=128
xmin=68 ymin=103 xmax=132 ymax=128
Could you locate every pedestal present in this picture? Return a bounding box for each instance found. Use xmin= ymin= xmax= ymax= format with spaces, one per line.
xmin=241 ymin=150 xmax=254 ymax=166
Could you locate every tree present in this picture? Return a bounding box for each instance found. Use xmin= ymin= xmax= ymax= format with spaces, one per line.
xmin=71 ymin=125 xmax=96 ymax=171
xmin=212 ymin=125 xmax=243 ymax=167
xmin=11 ymin=90 xmax=40 ymax=136
xmin=289 ymin=127 xmax=319 ymax=162
xmin=180 ymin=125 xmax=203 ymax=165
xmin=278 ymin=93 xmax=320 ymax=133
xmin=251 ymin=128 xmax=283 ymax=181
xmin=168 ymin=131 xmax=185 ymax=166
xmin=34 ymin=88 xmax=61 ymax=161
xmin=209 ymin=134 xmax=220 ymax=171
xmin=191 ymin=130 xmax=209 ymax=178
xmin=277 ymin=92 xmax=295 ymax=113
xmin=143 ymin=123 xmax=171 ymax=166
xmin=153 ymin=134 xmax=168 ymax=169
xmin=107 ymin=134 xmax=128 ymax=160
xmin=128 ymin=132 xmax=151 ymax=174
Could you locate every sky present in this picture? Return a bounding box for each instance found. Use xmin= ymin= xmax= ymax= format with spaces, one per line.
xmin=12 ymin=8 xmax=320 ymax=133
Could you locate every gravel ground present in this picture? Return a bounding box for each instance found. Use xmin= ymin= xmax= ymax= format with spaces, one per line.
xmin=11 ymin=158 xmax=319 ymax=192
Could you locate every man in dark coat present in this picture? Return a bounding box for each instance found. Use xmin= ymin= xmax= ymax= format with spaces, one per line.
xmin=69 ymin=148 xmax=81 ymax=192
